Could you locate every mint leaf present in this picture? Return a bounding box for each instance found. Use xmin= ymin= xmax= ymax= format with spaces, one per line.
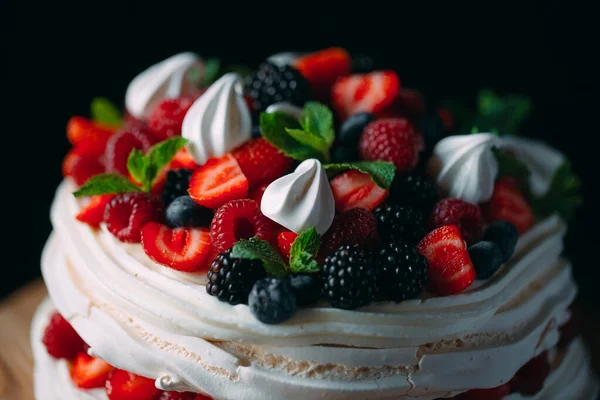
xmin=492 ymin=147 xmax=531 ymax=196
xmin=324 ymin=161 xmax=396 ymax=189
xmin=147 ymin=137 xmax=188 ymax=176
xmin=127 ymin=149 xmax=148 ymax=188
xmin=289 ymin=228 xmax=320 ymax=273
xmin=231 ymin=238 xmax=289 ymax=278
xmin=91 ymin=97 xmax=123 ymax=126
xmin=260 ymin=112 xmax=323 ymax=161
xmin=475 ymin=89 xmax=532 ymax=134
xmin=286 ymin=129 xmax=330 ymax=161
xmin=73 ymin=174 xmax=141 ymax=197
xmin=532 ymin=161 xmax=582 ymax=221
xmin=301 ymin=102 xmax=334 ymax=146
xmin=201 ymin=57 xmax=221 ymax=85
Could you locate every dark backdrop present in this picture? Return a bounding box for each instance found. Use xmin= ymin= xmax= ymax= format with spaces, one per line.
xmin=1 ymin=1 xmax=598 ymax=306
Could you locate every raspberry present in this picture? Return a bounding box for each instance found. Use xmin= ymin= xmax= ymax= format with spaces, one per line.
xmin=232 ymin=138 xmax=293 ymax=189
xmin=358 ymin=118 xmax=422 ymax=172
xmin=104 ymin=192 xmax=164 ymax=243
xmin=105 ymin=129 xmax=157 ymax=175
xmin=42 ymin=312 xmax=86 ymax=360
xmin=148 ymin=97 xmax=195 ymax=140
xmin=320 ymin=208 xmax=378 ymax=257
xmin=429 ymin=198 xmax=484 ymax=244
xmin=69 ymin=152 xmax=104 ymax=186
xmin=510 ymin=352 xmax=550 ymax=396
xmin=210 ymin=199 xmax=273 ymax=253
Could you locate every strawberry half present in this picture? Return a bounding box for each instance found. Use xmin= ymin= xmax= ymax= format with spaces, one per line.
xmin=76 ymin=195 xmax=115 ymax=229
xmin=482 ymin=177 xmax=534 ymax=234
xmin=294 ymin=47 xmax=351 ymax=101
xmin=67 ymin=116 xmax=116 ymax=156
xmin=188 ymin=154 xmax=249 ymax=208
xmin=277 ymin=231 xmax=298 ymax=261
xmin=170 ymin=147 xmax=199 ymax=170
xmin=105 ymin=369 xmax=159 ymax=400
xmin=232 ymin=138 xmax=293 ymax=189
xmin=70 ymin=352 xmax=113 ymax=389
xmin=330 ymin=170 xmax=388 ymax=212
xmin=331 ymin=71 xmax=400 ymax=120
xmin=141 ymin=222 xmax=214 ymax=272
xmin=417 ymin=225 xmax=476 ymax=296
xmin=66 ymin=150 xmax=105 ymax=186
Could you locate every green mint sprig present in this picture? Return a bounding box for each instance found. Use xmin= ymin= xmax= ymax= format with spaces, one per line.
xmin=73 ymin=174 xmax=141 ymax=197
xmin=323 ymin=161 xmax=396 ymax=189
xmin=231 ymin=238 xmax=289 ymax=278
xmin=289 ymin=228 xmax=320 ymax=273
xmin=91 ymin=97 xmax=123 ymax=127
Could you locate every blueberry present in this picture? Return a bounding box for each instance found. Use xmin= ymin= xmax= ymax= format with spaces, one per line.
xmin=289 ymin=274 xmax=321 ymax=306
xmin=249 ymin=278 xmax=297 ymax=324
xmin=338 ymin=112 xmax=375 ymax=145
xmin=165 ymin=196 xmax=213 ymax=228
xmin=469 ymin=241 xmax=504 ymax=279
xmin=483 ymin=221 xmax=519 ymax=262
xmin=331 ymin=144 xmax=359 ymax=163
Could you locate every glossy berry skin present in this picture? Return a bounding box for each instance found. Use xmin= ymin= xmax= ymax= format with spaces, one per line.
xmin=330 ymin=170 xmax=388 ymax=212
xmin=42 ymin=312 xmax=86 ymax=360
xmin=510 ymin=352 xmax=550 ymax=396
xmin=76 ymin=195 xmax=114 ymax=229
xmin=483 ymin=220 xmax=520 ymax=262
xmin=321 ymin=208 xmax=379 ymax=257
xmin=482 ymin=177 xmax=534 ymax=234
xmin=206 ymin=249 xmax=266 ymax=305
xmin=388 ymin=172 xmax=439 ymax=216
xmin=376 ymin=242 xmax=428 ymax=303
xmin=67 ymin=116 xmax=115 ymax=156
xmin=454 ymin=383 xmax=511 ymax=400
xmin=105 ymin=369 xmax=159 ymax=400
xmin=468 ymin=241 xmax=504 ymax=279
xmin=249 ymin=278 xmax=297 ymax=324
xmin=294 ymin=47 xmax=351 ymax=101
xmin=105 ymin=129 xmax=157 ymax=176
xmin=289 ymin=274 xmax=322 ymax=306
xmin=373 ymin=204 xmax=426 ymax=245
xmin=429 ymin=197 xmax=484 ymax=245
xmin=232 ymin=138 xmax=293 ymax=189
xmin=70 ymin=352 xmax=113 ymax=389
xmin=103 ymin=192 xmax=164 ymax=243
xmin=276 ymin=231 xmax=298 ymax=261
xmin=338 ymin=112 xmax=375 ymax=145
xmin=321 ymin=245 xmax=376 ymax=310
xmin=148 ymin=97 xmax=195 ymax=140
xmin=161 ymin=169 xmax=193 ymax=206
xmin=166 ymin=196 xmax=213 ymax=228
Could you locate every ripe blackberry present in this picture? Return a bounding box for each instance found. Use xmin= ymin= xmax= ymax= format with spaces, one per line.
xmin=245 ymin=62 xmax=312 ymax=112
xmin=321 ymin=245 xmax=376 ymax=310
xmin=388 ymin=172 xmax=439 ymax=216
xmin=249 ymin=278 xmax=297 ymax=324
xmin=373 ymin=204 xmax=426 ymax=244
xmin=206 ymin=249 xmax=266 ymax=305
xmin=161 ymin=169 xmax=193 ymax=205
xmin=376 ymin=242 xmax=428 ymax=302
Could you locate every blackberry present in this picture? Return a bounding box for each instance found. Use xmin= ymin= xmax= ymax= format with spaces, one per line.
xmin=161 ymin=169 xmax=193 ymax=206
xmin=206 ymin=249 xmax=266 ymax=305
xmin=249 ymin=278 xmax=297 ymax=324
xmin=388 ymin=172 xmax=439 ymax=215
xmin=289 ymin=274 xmax=321 ymax=306
xmin=321 ymin=245 xmax=376 ymax=310
xmin=245 ymin=62 xmax=312 ymax=112
xmin=373 ymin=204 xmax=426 ymax=244
xmin=376 ymin=242 xmax=428 ymax=302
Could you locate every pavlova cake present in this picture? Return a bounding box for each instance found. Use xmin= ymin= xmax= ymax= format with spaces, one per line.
xmin=32 ymin=49 xmax=598 ymax=399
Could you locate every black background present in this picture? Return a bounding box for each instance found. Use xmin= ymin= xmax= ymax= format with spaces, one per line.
xmin=1 ymin=1 xmax=598 ymax=307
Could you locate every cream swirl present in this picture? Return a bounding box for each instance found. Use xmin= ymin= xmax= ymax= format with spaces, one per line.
xmin=260 ymin=159 xmax=335 ymax=235
xmin=182 ymin=73 xmax=251 ymax=165
xmin=125 ymin=52 xmax=204 ymax=119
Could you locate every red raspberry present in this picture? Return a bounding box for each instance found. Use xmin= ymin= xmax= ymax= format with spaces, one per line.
xmin=69 ymin=152 xmax=105 ymax=186
xmin=210 ymin=199 xmax=273 ymax=253
xmin=358 ymin=118 xmax=422 ymax=172
xmin=148 ymin=97 xmax=195 ymax=140
xmin=157 ymin=391 xmax=198 ymax=400
xmin=232 ymin=138 xmax=293 ymax=189
xmin=454 ymin=383 xmax=511 ymax=400
xmin=42 ymin=312 xmax=86 ymax=360
xmin=103 ymin=192 xmax=164 ymax=243
xmin=105 ymin=129 xmax=157 ymax=175
xmin=277 ymin=231 xmax=298 ymax=261
xmin=320 ymin=208 xmax=378 ymax=257
xmin=510 ymin=352 xmax=550 ymax=396
xmin=429 ymin=198 xmax=484 ymax=245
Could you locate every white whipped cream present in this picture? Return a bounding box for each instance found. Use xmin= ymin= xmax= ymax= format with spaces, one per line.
xmin=125 ymin=52 xmax=204 ymax=119
xmin=428 ymin=133 xmax=503 ymax=204
xmin=265 ymin=102 xmax=304 ymax=120
xmin=260 ymin=159 xmax=335 ymax=235
xmin=267 ymin=52 xmax=302 ymax=67
xmin=181 ymin=73 xmax=251 ymax=165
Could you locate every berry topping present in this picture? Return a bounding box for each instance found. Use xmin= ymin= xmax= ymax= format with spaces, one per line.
xmin=390 ymin=88 xmax=427 ymax=120
xmin=148 ymin=97 xmax=195 ymax=140
xmin=454 ymin=383 xmax=511 ymax=400
xmin=70 ymin=352 xmax=113 ymax=389
xmin=337 ymin=112 xmax=376 ymax=145
xmin=165 ymin=196 xmax=213 ymax=228
xmin=417 ymin=225 xmax=476 ymax=296
xmin=376 ymin=242 xmax=428 ymax=302
xmin=206 ymin=249 xmax=267 ymax=305
xmin=170 ymin=148 xmax=199 ymax=170
xmin=289 ymin=274 xmax=322 ymax=306
xmin=330 ymin=170 xmax=388 ymax=212
xmin=42 ymin=312 xmax=86 ymax=360
xmin=321 ymin=245 xmax=376 ymax=310
xmin=161 ymin=168 xmax=193 ymax=206
xmin=76 ymin=195 xmax=114 ymax=229
xmin=321 ymin=207 xmax=379 ymax=256
xmin=388 ymin=172 xmax=439 ymax=216
xmin=429 ymin=198 xmax=484 ymax=245
xmin=294 ymin=47 xmax=351 ymax=101
xmin=249 ymin=182 xmax=270 ymax=205
xmin=105 ymin=129 xmax=157 ymax=175
xmin=157 ymin=392 xmax=198 ymax=400
xmin=245 ymin=62 xmax=312 ymax=112
xmin=67 ymin=116 xmax=115 ymax=156
xmin=331 ymin=71 xmax=400 ymax=120
xmin=141 ymin=222 xmax=213 ymax=272
xmin=249 ymin=278 xmax=297 ymax=324
xmin=210 ymin=199 xmax=273 ymax=253
xmin=373 ymin=204 xmax=427 ymax=244
xmin=103 ymin=192 xmax=164 ymax=243
xmin=482 ymin=177 xmax=534 ymax=234
xmin=68 ymin=152 xmax=105 ymax=186
xmin=482 ymin=220 xmax=519 ymax=262
xmin=510 ymin=352 xmax=550 ymax=396
xmin=468 ymin=241 xmax=504 ymax=279
xmin=188 ymin=154 xmax=249 ymax=209
xmin=232 ymin=138 xmax=293 ymax=188
xmin=105 ymin=369 xmax=160 ymax=400
xmin=276 ymin=231 xmax=298 ymax=261
xmin=358 ymin=118 xmax=422 ymax=172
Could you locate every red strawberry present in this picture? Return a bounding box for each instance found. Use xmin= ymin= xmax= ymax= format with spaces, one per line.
xmin=429 ymin=198 xmax=484 ymax=244
xmin=232 ymin=138 xmax=293 ymax=189
xmin=105 ymin=369 xmax=159 ymax=400
xmin=320 ymin=208 xmax=379 ymax=256
xmin=188 ymin=154 xmax=249 ymax=209
xmin=170 ymin=147 xmax=199 ymax=170
xmin=249 ymin=182 xmax=270 ymax=205
xmin=359 ymin=118 xmax=422 ymax=172
xmin=482 ymin=177 xmax=534 ymax=234
xmin=42 ymin=312 xmax=86 ymax=360
xmin=510 ymin=352 xmax=550 ymax=395
xmin=157 ymin=392 xmax=198 ymax=400
xmin=148 ymin=97 xmax=195 ymax=140
xmin=142 ymin=223 xmax=213 ymax=272
xmin=194 ymin=395 xmax=212 ymax=400
xmin=70 ymin=352 xmax=113 ymax=389
xmin=294 ymin=47 xmax=351 ymax=101
xmin=67 ymin=151 xmax=105 ymax=186
xmin=417 ymin=225 xmax=476 ymax=296
xmin=454 ymin=383 xmax=511 ymax=400
xmin=76 ymin=195 xmax=115 ymax=229
xmin=105 ymin=129 xmax=157 ymax=176
xmin=331 ymin=70 xmax=400 ymax=120
xmin=277 ymin=231 xmax=298 ymax=261
xmin=67 ymin=116 xmax=116 ymax=156
xmin=330 ymin=170 xmax=388 ymax=212
xmin=103 ymin=192 xmax=164 ymax=243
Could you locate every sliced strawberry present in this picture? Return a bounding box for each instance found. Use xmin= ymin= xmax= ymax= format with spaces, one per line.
xmin=188 ymin=154 xmax=249 ymax=209
xmin=141 ymin=222 xmax=213 ymax=272
xmin=330 ymin=170 xmax=388 ymax=212
xmin=417 ymin=225 xmax=476 ymax=296
xmin=70 ymin=352 xmax=113 ymax=389
xmin=482 ymin=177 xmax=534 ymax=234
xmin=277 ymin=231 xmax=298 ymax=261
xmin=331 ymin=71 xmax=400 ymax=120
xmin=76 ymin=195 xmax=115 ymax=229
xmin=105 ymin=369 xmax=159 ymax=400
xmin=67 ymin=116 xmax=116 ymax=156
xmin=105 ymin=128 xmax=157 ymax=176
xmin=232 ymin=138 xmax=293 ymax=189
xmin=294 ymin=47 xmax=351 ymax=101
xmin=170 ymin=147 xmax=199 ymax=170
xmin=249 ymin=182 xmax=270 ymax=205
xmin=62 ymin=148 xmax=82 ymax=178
